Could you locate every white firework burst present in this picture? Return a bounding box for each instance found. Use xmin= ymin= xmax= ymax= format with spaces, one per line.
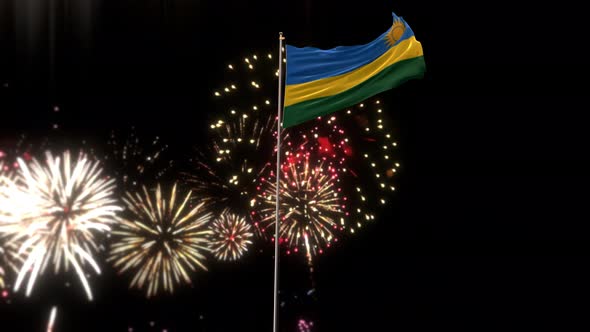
xmin=0 ymin=151 xmax=122 ymax=300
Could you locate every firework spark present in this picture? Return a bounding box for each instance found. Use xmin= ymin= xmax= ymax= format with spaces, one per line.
xmin=184 ymin=51 xmax=280 ymax=222
xmin=0 ymin=133 xmax=49 ymax=164
xmin=298 ymin=319 xmax=314 ymax=332
xmin=191 ymin=49 xmax=401 ymax=266
xmin=0 ymin=151 xmax=122 ymax=300
xmin=283 ymin=101 xmax=400 ymax=235
xmin=209 ymin=212 xmax=254 ymax=261
xmin=253 ymin=156 xmax=346 ymax=258
xmin=0 ymin=160 xmax=16 ymax=184
xmin=203 ymin=49 xmax=400 ymax=234
xmin=104 ymin=127 xmax=174 ymax=189
xmin=108 ymin=184 xmax=212 ymax=298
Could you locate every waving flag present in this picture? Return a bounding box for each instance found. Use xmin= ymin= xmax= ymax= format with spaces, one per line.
xmin=283 ymin=12 xmax=425 ymax=128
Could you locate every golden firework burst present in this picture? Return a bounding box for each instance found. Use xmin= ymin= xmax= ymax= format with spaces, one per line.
xmin=108 ymin=183 xmax=212 ymax=298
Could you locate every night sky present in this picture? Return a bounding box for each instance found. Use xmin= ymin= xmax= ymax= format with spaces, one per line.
xmin=1 ymin=0 xmax=589 ymax=331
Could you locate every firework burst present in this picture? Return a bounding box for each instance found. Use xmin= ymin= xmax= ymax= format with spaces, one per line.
xmin=184 ymin=51 xmax=280 ymax=222
xmin=209 ymin=212 xmax=254 ymax=261
xmin=197 ymin=52 xmax=399 ymax=234
xmin=108 ymin=183 xmax=212 ymax=298
xmin=0 ymin=151 xmax=121 ymax=300
xmin=193 ymin=49 xmax=401 ymax=261
xmin=104 ymin=127 xmax=174 ymax=190
xmin=253 ymin=155 xmax=346 ymax=258
xmin=282 ymin=100 xmax=400 ymax=235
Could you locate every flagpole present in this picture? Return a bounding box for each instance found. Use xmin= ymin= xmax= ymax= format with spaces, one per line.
xmin=273 ymin=31 xmax=285 ymax=332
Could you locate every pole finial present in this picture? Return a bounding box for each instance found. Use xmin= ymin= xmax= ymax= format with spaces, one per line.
xmin=279 ymin=32 xmax=285 ymax=40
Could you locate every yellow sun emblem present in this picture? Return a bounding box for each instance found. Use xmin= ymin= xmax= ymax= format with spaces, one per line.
xmin=385 ymin=19 xmax=406 ymax=46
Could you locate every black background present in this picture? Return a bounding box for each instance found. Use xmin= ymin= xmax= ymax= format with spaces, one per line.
xmin=1 ymin=0 xmax=589 ymax=331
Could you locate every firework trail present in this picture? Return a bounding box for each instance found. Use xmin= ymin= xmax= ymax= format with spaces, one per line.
xmin=108 ymin=183 xmax=212 ymax=298
xmin=0 ymin=151 xmax=122 ymax=300
xmin=191 ymin=49 xmax=401 ymax=261
xmin=209 ymin=212 xmax=254 ymax=261
xmin=46 ymin=306 xmax=58 ymax=332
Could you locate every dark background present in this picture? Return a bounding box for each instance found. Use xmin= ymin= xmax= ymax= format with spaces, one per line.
xmin=1 ymin=0 xmax=589 ymax=331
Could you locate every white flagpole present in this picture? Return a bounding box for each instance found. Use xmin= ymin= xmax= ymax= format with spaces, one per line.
xmin=273 ymin=31 xmax=285 ymax=332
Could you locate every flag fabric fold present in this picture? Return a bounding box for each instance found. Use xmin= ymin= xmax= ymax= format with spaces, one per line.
xmin=283 ymin=12 xmax=425 ymax=128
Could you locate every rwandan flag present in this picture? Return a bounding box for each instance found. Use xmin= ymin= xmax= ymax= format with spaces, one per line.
xmin=283 ymin=12 xmax=425 ymax=128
